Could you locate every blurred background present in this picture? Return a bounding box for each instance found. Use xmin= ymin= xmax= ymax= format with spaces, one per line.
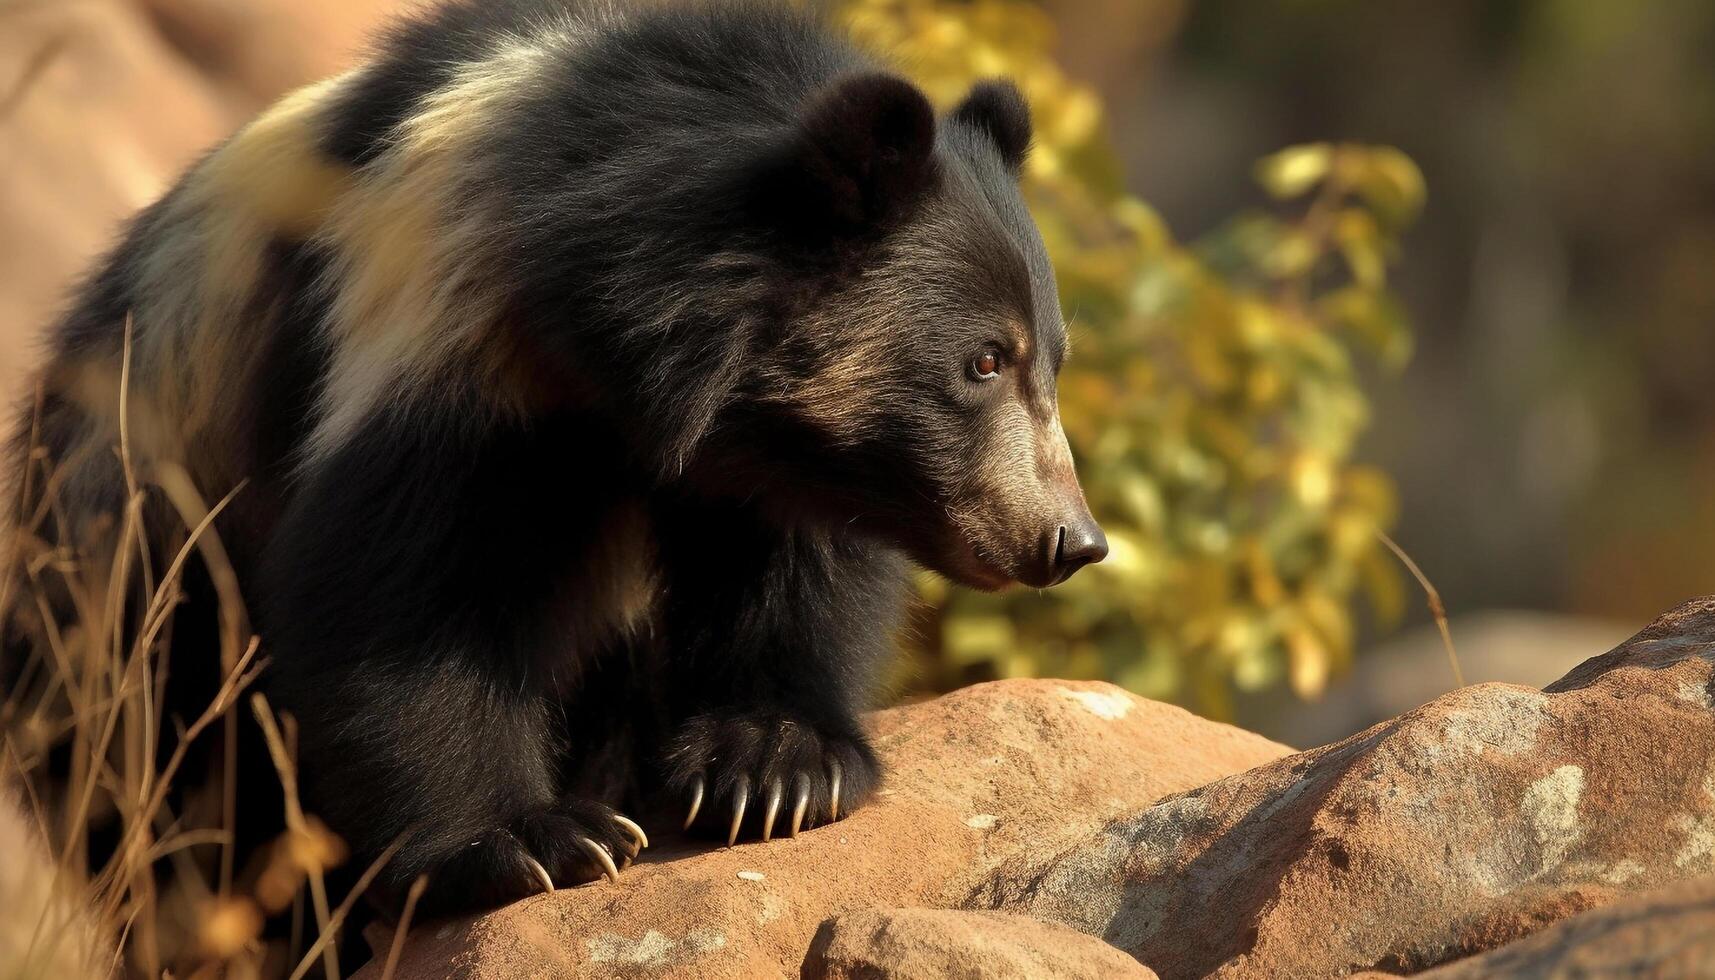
xmin=3 ymin=0 xmax=1711 ymax=748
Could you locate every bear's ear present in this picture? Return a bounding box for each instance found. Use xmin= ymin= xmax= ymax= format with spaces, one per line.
xmin=952 ymin=79 xmax=1031 ymax=173
xmin=750 ymin=72 xmax=937 ymax=238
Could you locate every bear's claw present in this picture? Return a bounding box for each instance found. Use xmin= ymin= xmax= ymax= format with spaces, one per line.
xmin=790 ymin=773 xmax=811 ymax=838
xmin=524 ymin=854 xmax=556 ymax=895
xmin=685 ymin=775 xmax=705 ymax=830
xmin=575 ymin=835 xmax=622 ymax=883
xmin=494 ymin=801 xmax=647 ymax=900
xmin=664 ymin=710 xmax=880 ymax=845
xmin=828 ymin=758 xmax=843 ymax=821
xmin=613 ymin=814 xmax=650 ymax=854
xmin=727 ymin=774 xmax=750 ymax=847
xmin=761 ymin=779 xmax=784 ymax=841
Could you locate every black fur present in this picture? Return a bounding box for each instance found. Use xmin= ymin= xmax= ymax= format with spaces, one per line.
xmin=952 ymin=79 xmax=1033 ymax=173
xmin=319 ymin=0 xmax=557 ymax=166
xmin=7 ymin=0 xmax=1101 ymax=926
xmin=753 ymin=72 xmax=938 ymax=235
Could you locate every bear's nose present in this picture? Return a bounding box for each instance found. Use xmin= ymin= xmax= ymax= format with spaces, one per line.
xmin=1051 ymin=518 xmax=1108 ymax=584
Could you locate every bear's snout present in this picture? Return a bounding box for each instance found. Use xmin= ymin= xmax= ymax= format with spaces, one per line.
xmin=1048 ymin=515 xmax=1108 ymax=585
xmin=1012 ymin=504 xmax=1106 ymax=589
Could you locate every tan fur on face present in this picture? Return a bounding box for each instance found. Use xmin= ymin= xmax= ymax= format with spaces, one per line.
xmin=767 ymin=258 xmax=916 ymax=447
xmin=948 ymin=397 xmax=1051 ymax=576
xmin=951 ymin=346 xmax=1086 ymax=583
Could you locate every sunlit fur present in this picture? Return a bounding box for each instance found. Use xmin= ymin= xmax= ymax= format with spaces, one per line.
xmin=3 ymin=0 xmax=1097 ymax=921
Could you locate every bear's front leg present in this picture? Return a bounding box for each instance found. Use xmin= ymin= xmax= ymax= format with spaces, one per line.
xmin=258 ymin=408 xmax=652 ymax=915
xmin=651 ymin=501 xmax=906 ymax=844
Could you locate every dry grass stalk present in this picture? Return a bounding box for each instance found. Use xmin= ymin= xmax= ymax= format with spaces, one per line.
xmin=1376 ymin=529 xmax=1464 ymax=689
xmin=1 ymin=317 xmax=365 ymax=976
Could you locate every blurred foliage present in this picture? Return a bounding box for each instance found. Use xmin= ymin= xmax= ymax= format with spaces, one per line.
xmin=844 ymin=0 xmax=1425 ymax=715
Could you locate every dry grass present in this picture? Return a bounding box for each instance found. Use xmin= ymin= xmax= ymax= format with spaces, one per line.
xmin=0 ymin=323 xmax=380 ymax=978
xmin=1377 ymin=528 xmax=1464 ymax=689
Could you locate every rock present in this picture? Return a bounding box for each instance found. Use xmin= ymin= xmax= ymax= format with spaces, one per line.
xmin=1415 ymin=874 xmax=1715 ymax=979
xmin=359 ymin=680 xmax=1291 ymax=978
xmin=804 ymin=908 xmax=1156 ymax=980
xmin=982 ymin=596 xmax=1715 ymax=979
xmin=1239 ymin=611 xmax=1635 ymax=748
xmin=1544 ymin=596 xmax=1715 ymax=694
xmin=363 ymin=598 xmax=1715 ymax=980
xmin=0 ymin=0 xmax=396 ymax=438
xmin=0 ymin=791 xmax=110 ymax=979
xmin=0 ymin=0 xmax=228 ymax=409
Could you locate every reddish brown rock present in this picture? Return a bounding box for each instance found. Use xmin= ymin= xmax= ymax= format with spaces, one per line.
xmin=360 ymin=599 xmax=1714 ymax=979
xmin=360 ymin=680 xmax=1290 ymax=978
xmin=1416 ymin=874 xmax=1715 ymax=979
xmin=982 ymin=597 xmax=1715 ymax=979
xmin=0 ymin=0 xmax=226 ymax=407
xmin=804 ymin=908 xmax=1156 ymax=980
xmin=0 ymin=0 xmax=398 ymax=432
xmin=0 ymin=793 xmax=110 ymax=979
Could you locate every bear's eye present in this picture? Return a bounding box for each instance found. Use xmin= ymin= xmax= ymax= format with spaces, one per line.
xmin=971 ymin=351 xmax=1001 ymax=380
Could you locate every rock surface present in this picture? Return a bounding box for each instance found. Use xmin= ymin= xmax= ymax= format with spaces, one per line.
xmin=0 ymin=793 xmax=110 ymax=979
xmin=1413 ymin=874 xmax=1715 ymax=979
xmin=365 ymin=597 xmax=1715 ymax=979
xmin=1242 ymin=611 xmax=1634 ymax=748
xmin=986 ymin=596 xmax=1715 ymax=978
xmin=804 ymin=908 xmax=1156 ymax=980
xmin=0 ymin=0 xmax=396 ymax=430
xmin=361 ymin=680 xmax=1290 ymax=978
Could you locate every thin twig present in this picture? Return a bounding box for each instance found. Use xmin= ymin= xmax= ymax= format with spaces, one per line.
xmin=379 ymin=875 xmax=429 ymax=980
xmin=286 ymin=836 xmax=406 ymax=980
xmin=252 ymin=694 xmax=340 ymax=980
xmin=1376 ymin=529 xmax=1464 ymax=688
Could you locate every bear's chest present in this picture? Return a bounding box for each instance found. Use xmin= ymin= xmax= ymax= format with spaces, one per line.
xmin=536 ymin=497 xmax=661 ymax=698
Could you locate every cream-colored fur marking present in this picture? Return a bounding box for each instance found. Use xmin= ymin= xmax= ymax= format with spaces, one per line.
xmin=116 ymin=24 xmax=592 ymax=469
xmin=122 ymin=74 xmax=355 ymax=446
xmin=305 ymin=35 xmax=578 ymax=464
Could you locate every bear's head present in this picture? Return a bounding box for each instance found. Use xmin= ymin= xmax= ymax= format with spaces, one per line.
xmin=736 ymin=73 xmax=1107 ymax=590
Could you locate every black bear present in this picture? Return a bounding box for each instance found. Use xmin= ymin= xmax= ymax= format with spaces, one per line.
xmin=3 ymin=0 xmax=1106 ymax=917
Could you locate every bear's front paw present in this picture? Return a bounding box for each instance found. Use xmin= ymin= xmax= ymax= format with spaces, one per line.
xmin=410 ymin=797 xmax=649 ymax=916
xmin=663 ymin=711 xmax=880 ymax=845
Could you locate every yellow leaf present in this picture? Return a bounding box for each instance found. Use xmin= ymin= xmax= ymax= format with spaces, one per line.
xmin=1247 ymin=538 xmax=1286 ymax=607
xmin=1352 ymin=144 xmax=1427 ymax=227
xmin=1300 ymin=588 xmax=1353 ymax=663
xmin=1290 ymin=452 xmax=1336 ymax=510
xmin=1052 ymin=86 xmax=1102 ymax=146
xmin=1255 ymin=142 xmax=1333 ymax=200
xmin=1287 ymin=627 xmax=1330 ymax=699
xmin=1358 ymin=545 xmax=1407 ymax=630
xmin=1335 ymin=209 xmax=1386 ymax=288
xmin=1264 ymin=228 xmax=1321 ymax=279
